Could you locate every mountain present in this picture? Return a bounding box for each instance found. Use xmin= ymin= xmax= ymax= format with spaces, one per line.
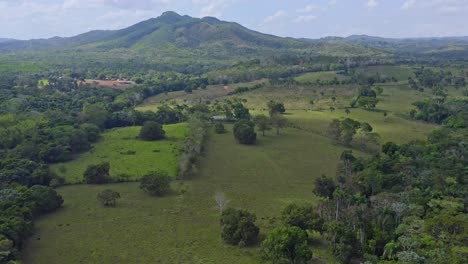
xmin=0 ymin=38 xmax=15 ymax=43
xmin=0 ymin=11 xmax=386 ymax=62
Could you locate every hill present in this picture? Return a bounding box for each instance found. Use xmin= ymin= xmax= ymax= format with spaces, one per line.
xmin=321 ymin=34 xmax=468 ymax=59
xmin=0 ymin=12 xmax=388 ymax=71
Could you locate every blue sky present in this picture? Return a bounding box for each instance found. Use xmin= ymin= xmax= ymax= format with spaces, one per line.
xmin=0 ymin=0 xmax=467 ymax=40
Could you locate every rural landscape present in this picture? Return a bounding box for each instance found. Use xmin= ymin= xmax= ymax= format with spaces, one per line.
xmin=0 ymin=3 xmax=467 ymax=264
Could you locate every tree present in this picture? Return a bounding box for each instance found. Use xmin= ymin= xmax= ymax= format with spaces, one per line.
xmin=221 ymin=208 xmax=259 ymax=246
xmin=81 ymin=104 xmax=109 ymax=129
xmin=233 ymin=102 xmax=250 ymax=120
xmin=84 ymin=162 xmax=110 ymax=184
xmin=357 ymin=96 xmax=379 ymax=110
xmin=214 ymin=192 xmax=230 ymax=215
xmin=373 ymin=86 xmax=383 ymax=96
xmin=139 ymin=170 xmax=172 ymax=196
xmin=97 ymin=189 xmax=121 ymax=207
xmin=214 ymin=122 xmax=226 ymax=134
xmin=261 ymin=226 xmax=312 ymax=264
xmin=281 ymin=203 xmax=323 ymax=231
xmin=29 ymin=185 xmax=64 ymax=214
xmin=253 ymin=114 xmax=271 ymax=136
xmin=267 ymin=100 xmax=285 ymax=116
xmin=233 ymin=120 xmax=257 ymax=145
xmin=313 ymin=175 xmax=336 ymax=199
xmin=139 ymin=121 xmax=165 ymax=141
xmin=271 ymin=114 xmax=287 ymax=135
xmin=345 ymin=108 xmax=351 ymax=115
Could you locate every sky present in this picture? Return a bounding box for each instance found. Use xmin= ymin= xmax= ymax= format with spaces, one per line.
xmin=0 ymin=0 xmax=467 ymax=40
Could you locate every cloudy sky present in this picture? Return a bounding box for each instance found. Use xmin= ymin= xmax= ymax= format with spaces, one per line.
xmin=0 ymin=0 xmax=467 ymax=40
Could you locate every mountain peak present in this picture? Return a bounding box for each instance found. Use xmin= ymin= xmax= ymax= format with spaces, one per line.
xmin=160 ymin=11 xmax=181 ymax=17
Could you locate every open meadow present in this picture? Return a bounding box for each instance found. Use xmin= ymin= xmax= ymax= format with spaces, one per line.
xmin=24 ymin=126 xmax=346 ymax=263
xmin=50 ymin=123 xmax=188 ymax=183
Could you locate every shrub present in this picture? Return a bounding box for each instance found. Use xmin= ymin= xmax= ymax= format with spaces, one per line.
xmin=214 ymin=122 xmax=226 ymax=134
xmin=233 ymin=120 xmax=256 ymax=145
xmin=221 ymin=208 xmax=259 ymax=246
xmin=84 ymin=162 xmax=110 ymax=184
xmin=139 ymin=121 xmax=165 ymax=141
xmin=97 ymin=189 xmax=121 ymax=207
xmin=140 ymin=170 xmax=172 ymax=196
xmin=29 ymin=185 xmax=64 ymax=214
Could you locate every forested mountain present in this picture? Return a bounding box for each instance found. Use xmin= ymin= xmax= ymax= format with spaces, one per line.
xmin=0 ymin=11 xmax=386 ymax=67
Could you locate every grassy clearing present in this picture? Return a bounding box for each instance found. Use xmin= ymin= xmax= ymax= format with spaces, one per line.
xmin=295 ymin=71 xmax=349 ymax=83
xmin=24 ymin=126 xmax=345 ymax=264
xmin=136 ymin=80 xmax=266 ymax=112
xmin=357 ymin=65 xmax=414 ymax=81
xmin=51 ymin=123 xmax=188 ymax=183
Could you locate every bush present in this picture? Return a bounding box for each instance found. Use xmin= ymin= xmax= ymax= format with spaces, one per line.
xmin=140 ymin=170 xmax=172 ymax=196
xmin=29 ymin=185 xmax=64 ymax=214
xmin=139 ymin=121 xmax=165 ymax=141
xmin=214 ymin=122 xmax=226 ymax=134
xmin=233 ymin=120 xmax=256 ymax=145
xmin=221 ymin=208 xmax=259 ymax=246
xmin=97 ymin=189 xmax=121 ymax=207
xmin=84 ymin=162 xmax=110 ymax=184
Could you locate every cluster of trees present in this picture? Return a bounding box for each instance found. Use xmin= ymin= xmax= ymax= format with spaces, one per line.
xmin=327 ymin=118 xmax=380 ymax=153
xmin=410 ymin=90 xmax=467 ymax=127
xmin=408 ymin=67 xmax=466 ymax=91
xmin=228 ymin=83 xmax=265 ymax=95
xmin=311 ymin=126 xmax=467 ymax=263
xmin=351 ymin=86 xmax=381 ymax=110
xmin=0 ymin=184 xmax=63 ymax=262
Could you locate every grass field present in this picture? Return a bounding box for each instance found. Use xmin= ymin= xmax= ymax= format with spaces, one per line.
xmin=51 ymin=123 xmax=188 ymax=183
xmin=24 ymin=126 xmax=346 ymax=264
xmin=357 ymin=65 xmax=414 ymax=81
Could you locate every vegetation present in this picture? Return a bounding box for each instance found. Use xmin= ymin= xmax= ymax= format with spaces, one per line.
xmin=139 ymin=170 xmax=172 ymax=196
xmin=233 ymin=120 xmax=257 ymax=145
xmin=261 ymin=226 xmax=312 ymax=264
xmin=97 ymin=189 xmax=121 ymax=207
xmin=220 ymin=208 xmax=259 ymax=247
xmin=84 ymin=162 xmax=110 ymax=184
xmin=138 ymin=121 xmax=165 ymax=141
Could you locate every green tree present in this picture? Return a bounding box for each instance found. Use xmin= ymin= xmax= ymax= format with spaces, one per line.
xmin=281 ymin=203 xmax=323 ymax=231
xmin=313 ymin=175 xmax=337 ymax=199
xmin=267 ymin=100 xmax=286 ymax=116
xmin=233 ymin=103 xmax=250 ymax=120
xmin=29 ymin=185 xmax=64 ymax=214
xmin=214 ymin=122 xmax=226 ymax=134
xmin=97 ymin=189 xmax=121 ymax=207
xmin=357 ymin=96 xmax=379 ymax=110
xmin=139 ymin=121 xmax=165 ymax=141
xmin=271 ymin=114 xmax=288 ymax=135
xmin=139 ymin=170 xmax=172 ymax=196
xmin=233 ymin=120 xmax=256 ymax=145
xmin=253 ymin=114 xmax=271 ymax=136
xmin=261 ymin=226 xmax=312 ymax=264
xmin=84 ymin=162 xmax=110 ymax=184
xmin=221 ymin=208 xmax=259 ymax=246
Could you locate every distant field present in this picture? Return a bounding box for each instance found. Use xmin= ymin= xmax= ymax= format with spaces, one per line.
xmin=295 ymin=71 xmax=349 ymax=83
xmin=136 ymin=80 xmax=266 ymax=112
xmin=24 ymin=126 xmax=343 ymax=264
xmin=78 ymin=79 xmax=136 ymax=89
xmin=357 ymin=65 xmax=414 ymax=81
xmin=51 ymin=123 xmax=187 ymax=183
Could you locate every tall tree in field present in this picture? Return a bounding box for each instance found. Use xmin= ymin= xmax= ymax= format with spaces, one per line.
xmin=253 ymin=114 xmax=271 ymax=136
xmin=270 ymin=114 xmax=287 ymax=135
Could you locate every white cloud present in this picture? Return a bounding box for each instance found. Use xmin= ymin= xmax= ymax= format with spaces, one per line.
xmin=293 ymin=15 xmax=316 ymax=23
xmin=298 ymin=4 xmax=321 ymax=13
xmin=263 ymin=10 xmax=286 ymax=24
xmin=401 ymin=0 xmax=416 ymax=10
xmin=192 ymin=0 xmax=236 ymax=17
xmin=365 ymin=0 xmax=378 ymax=10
